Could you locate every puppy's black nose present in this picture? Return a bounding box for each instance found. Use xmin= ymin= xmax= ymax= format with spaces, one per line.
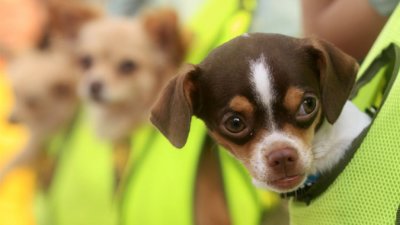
xmin=90 ymin=81 xmax=103 ymax=96
xmin=267 ymin=148 xmax=298 ymax=169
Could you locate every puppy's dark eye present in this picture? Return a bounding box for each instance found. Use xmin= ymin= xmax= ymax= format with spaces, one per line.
xmin=224 ymin=115 xmax=246 ymax=133
xmin=296 ymin=94 xmax=318 ymax=119
xmin=119 ymin=60 xmax=137 ymax=75
xmin=80 ymin=55 xmax=92 ymax=70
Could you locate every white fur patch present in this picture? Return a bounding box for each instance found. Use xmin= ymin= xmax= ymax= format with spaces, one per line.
xmin=312 ymin=101 xmax=371 ymax=173
xmin=242 ymin=33 xmax=250 ymax=37
xmin=249 ymin=55 xmax=276 ymax=129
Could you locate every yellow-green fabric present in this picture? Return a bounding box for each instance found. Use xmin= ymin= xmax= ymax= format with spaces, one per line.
xmin=186 ymin=0 xmax=255 ymax=64
xmin=122 ymin=126 xmax=277 ymax=225
xmin=121 ymin=119 xmax=205 ymax=225
xmin=353 ymin=3 xmax=400 ymax=110
xmin=289 ymin=4 xmax=400 ymax=225
xmin=39 ymin=111 xmax=117 ymax=225
xmin=122 ymin=121 xmax=273 ymax=225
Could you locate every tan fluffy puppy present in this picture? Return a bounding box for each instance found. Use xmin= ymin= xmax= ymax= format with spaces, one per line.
xmin=77 ymin=8 xmax=189 ymax=183
xmin=0 ymin=0 xmax=100 ymax=189
xmin=1 ymin=50 xmax=79 ymax=188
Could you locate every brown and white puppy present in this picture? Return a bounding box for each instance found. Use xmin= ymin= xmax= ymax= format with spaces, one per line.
xmin=77 ymin=8 xmax=189 ymax=182
xmin=0 ymin=50 xmax=79 ymax=188
xmin=151 ymin=33 xmax=371 ymax=193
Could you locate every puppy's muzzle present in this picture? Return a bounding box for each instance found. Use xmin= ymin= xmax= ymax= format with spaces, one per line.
xmin=90 ymin=81 xmax=103 ymax=101
xmin=265 ymin=148 xmax=304 ymax=190
xmin=266 ymin=148 xmax=298 ymax=173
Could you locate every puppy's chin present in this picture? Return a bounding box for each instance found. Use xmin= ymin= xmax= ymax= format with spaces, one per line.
xmin=252 ymin=174 xmax=307 ymax=193
xmin=83 ymin=91 xmax=127 ymax=106
xmin=89 ymin=94 xmax=106 ymax=104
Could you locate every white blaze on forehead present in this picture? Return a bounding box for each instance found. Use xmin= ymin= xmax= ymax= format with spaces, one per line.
xmin=249 ymin=54 xmax=276 ymax=129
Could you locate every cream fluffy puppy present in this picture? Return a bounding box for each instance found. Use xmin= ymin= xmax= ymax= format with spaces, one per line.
xmin=1 ymin=50 xmax=79 ymax=188
xmin=77 ymin=8 xmax=189 ymax=183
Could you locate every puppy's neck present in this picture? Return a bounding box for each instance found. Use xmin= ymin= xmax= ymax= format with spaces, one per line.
xmin=312 ymin=101 xmax=371 ymax=174
xmin=90 ymin=101 xmax=149 ymax=143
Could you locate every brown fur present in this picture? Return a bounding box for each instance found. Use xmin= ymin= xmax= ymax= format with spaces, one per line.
xmin=282 ymin=86 xmax=323 ymax=147
xmin=142 ymin=8 xmax=190 ymax=67
xmin=305 ymin=38 xmax=359 ymax=123
xmin=210 ymin=130 xmax=264 ymax=176
xmin=283 ymin=87 xmax=304 ymax=114
xmin=45 ymin=0 xmax=102 ymax=41
xmin=195 ymin=140 xmax=231 ymax=225
xmin=282 ymin=110 xmax=322 ymax=149
xmin=229 ymin=95 xmax=254 ymax=118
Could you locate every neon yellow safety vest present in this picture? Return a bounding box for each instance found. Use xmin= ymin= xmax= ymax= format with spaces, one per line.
xmin=289 ymin=4 xmax=400 ymax=225
xmin=38 ymin=111 xmax=117 ymax=225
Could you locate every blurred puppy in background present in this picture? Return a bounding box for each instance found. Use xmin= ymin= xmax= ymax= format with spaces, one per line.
xmin=2 ymin=51 xmax=79 ymax=188
xmin=0 ymin=0 xmax=100 ymax=189
xmin=77 ymin=8 xmax=190 ymax=184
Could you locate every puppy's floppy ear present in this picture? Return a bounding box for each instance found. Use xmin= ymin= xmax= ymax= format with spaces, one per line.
xmin=151 ymin=64 xmax=199 ymax=148
xmin=141 ymin=8 xmax=190 ymax=66
xmin=305 ymin=38 xmax=359 ymax=124
xmin=43 ymin=0 xmax=102 ymax=44
xmin=0 ymin=45 xmax=16 ymax=62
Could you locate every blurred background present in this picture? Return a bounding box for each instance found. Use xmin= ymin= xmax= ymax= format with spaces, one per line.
xmin=0 ymin=0 xmax=395 ymax=225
